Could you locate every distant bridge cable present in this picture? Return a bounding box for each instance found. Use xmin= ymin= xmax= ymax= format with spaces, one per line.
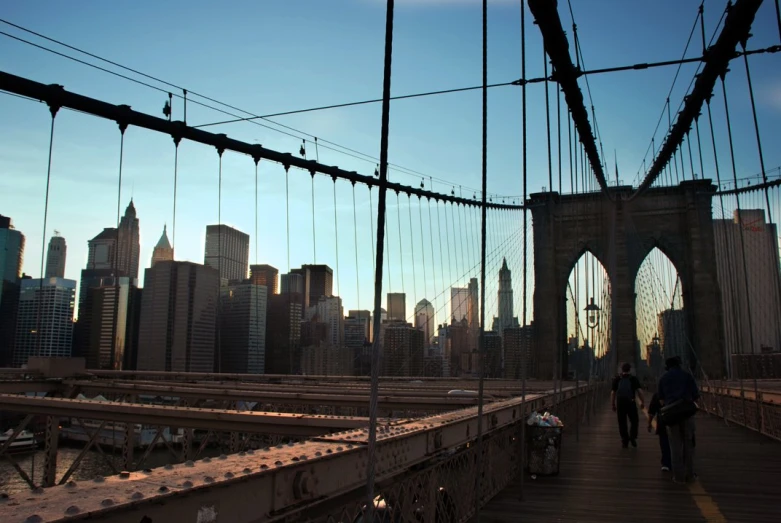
xmin=0 ymin=19 xmax=508 ymax=200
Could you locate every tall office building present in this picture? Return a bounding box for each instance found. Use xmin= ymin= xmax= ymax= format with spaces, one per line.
xmin=450 ymin=287 xmax=470 ymax=323
xmin=45 ymin=233 xmax=66 ymax=278
xmin=345 ymin=315 xmax=370 ymax=375
xmin=219 ymin=282 xmax=268 ymax=374
xmin=204 ymin=224 xmax=250 ymax=282
xmin=348 ymin=309 xmax=372 ymax=341
xmin=301 ymin=264 xmax=333 ymax=303
xmin=658 ymin=309 xmax=687 ymax=364
xmin=77 ymin=221 xmax=139 ymax=362
xmin=714 ymin=209 xmax=781 ymax=364
xmin=250 ymin=264 xmax=279 ymax=294
xmin=151 ymin=225 xmax=174 ymax=267
xmin=288 ymin=267 xmax=311 ymax=309
xmin=0 ymin=215 xmax=24 ymax=366
xmin=137 ymin=261 xmax=219 ymax=372
xmin=468 ymin=277 xmax=479 ymax=330
xmin=503 ymin=324 xmax=535 ymax=379
xmin=79 ymin=276 xmax=132 ymax=369
xmin=266 ymin=287 xmax=304 ymax=374
xmin=387 ymin=292 xmax=406 ymax=322
xmin=307 ymin=295 xmax=344 ymax=348
xmin=447 ymin=318 xmax=470 ymax=376
xmin=382 ymin=323 xmax=424 ymax=377
xmin=484 ymin=332 xmax=503 ymax=378
xmin=467 ymin=278 xmax=479 ymax=351
xmin=414 ymin=299 xmax=435 ymax=346
xmin=493 ymin=258 xmax=519 ymax=335
xmin=13 ymin=277 xmax=76 ymax=366
xmin=117 ymin=200 xmax=141 ymax=280
xmin=87 ymin=228 xmax=117 ymax=271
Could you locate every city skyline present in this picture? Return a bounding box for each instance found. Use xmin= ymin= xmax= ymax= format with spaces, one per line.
xmin=4 ymin=2 xmax=780 ymax=333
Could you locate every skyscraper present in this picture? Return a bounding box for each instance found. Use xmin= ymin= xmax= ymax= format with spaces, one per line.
xmin=219 ymin=282 xmax=268 ymax=374
xmin=45 ymin=233 xmax=66 ymax=278
xmin=450 ymin=287 xmax=469 ymax=323
xmin=658 ymin=309 xmax=687 ymax=364
xmin=86 ymin=228 xmax=117 ymax=271
xmin=117 ymin=200 xmax=140 ymax=280
xmin=76 ymin=219 xmax=139 ymax=363
xmin=137 ymin=261 xmax=220 ymax=372
xmin=714 ymin=209 xmax=781 ymax=364
xmin=250 ymin=264 xmax=279 ymax=294
xmin=503 ymin=324 xmax=535 ymax=380
xmin=151 ymin=225 xmax=174 ymax=267
xmin=468 ymin=277 xmax=479 ymax=329
xmin=300 ymin=264 xmax=333 ymax=305
xmin=493 ymin=258 xmax=519 ymax=335
xmin=387 ymin=292 xmax=406 ymax=322
xmin=414 ymin=299 xmax=435 ymax=346
xmin=13 ymin=277 xmax=76 ymax=367
xmin=0 ymin=215 xmax=24 ymax=366
xmin=204 ymin=224 xmax=250 ymax=282
xmin=348 ymin=309 xmax=372 ymax=341
xmin=307 ymin=295 xmax=344 ymax=348
xmin=382 ymin=323 xmax=424 ymax=377
xmin=266 ymin=287 xmax=304 ymax=374
xmin=79 ymin=275 xmax=132 ymax=369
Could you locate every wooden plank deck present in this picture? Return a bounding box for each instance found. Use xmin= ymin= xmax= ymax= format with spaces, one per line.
xmin=480 ymin=404 xmax=781 ymax=522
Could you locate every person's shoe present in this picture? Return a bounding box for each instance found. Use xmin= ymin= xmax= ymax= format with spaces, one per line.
xmin=621 ymin=441 xmax=628 ymax=449
xmin=630 ymin=439 xmax=637 ymax=448
xmin=661 ymin=466 xmax=670 ymax=471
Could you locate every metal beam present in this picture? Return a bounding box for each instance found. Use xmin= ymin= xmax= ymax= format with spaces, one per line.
xmin=0 ymin=70 xmax=522 ymax=211
xmin=0 ymin=388 xmax=587 ymax=523
xmin=633 ymin=0 xmax=763 ymax=197
xmin=527 ymin=0 xmax=610 ymax=195
xmin=0 ymin=394 xmax=374 ymax=436
xmin=60 ymin=380 xmax=493 ymax=410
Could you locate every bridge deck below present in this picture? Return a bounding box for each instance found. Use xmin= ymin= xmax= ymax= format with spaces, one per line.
xmin=481 ymin=405 xmax=781 ymax=522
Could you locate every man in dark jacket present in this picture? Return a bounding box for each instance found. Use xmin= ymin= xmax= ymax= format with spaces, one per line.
xmin=658 ymin=356 xmax=699 ymax=483
xmin=647 ymin=391 xmax=671 ymax=471
xmin=611 ymin=363 xmax=644 ymax=448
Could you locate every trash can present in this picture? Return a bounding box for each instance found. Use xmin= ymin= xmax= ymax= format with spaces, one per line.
xmin=526 ymin=419 xmax=563 ymax=476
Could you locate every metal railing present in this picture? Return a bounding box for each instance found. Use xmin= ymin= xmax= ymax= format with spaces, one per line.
xmin=699 ymin=385 xmax=781 ymax=441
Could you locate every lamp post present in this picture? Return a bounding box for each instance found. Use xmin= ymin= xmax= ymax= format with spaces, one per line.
xmin=584 ymin=297 xmax=601 ymax=378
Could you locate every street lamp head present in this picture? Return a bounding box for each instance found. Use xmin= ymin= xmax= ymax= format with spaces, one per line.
xmin=584 ymin=297 xmax=601 ymax=329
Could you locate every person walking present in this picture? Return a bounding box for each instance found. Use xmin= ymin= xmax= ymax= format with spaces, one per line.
xmin=647 ymin=390 xmax=672 ymax=471
xmin=611 ymin=363 xmax=644 ymax=448
xmin=658 ymin=356 xmax=699 ymax=483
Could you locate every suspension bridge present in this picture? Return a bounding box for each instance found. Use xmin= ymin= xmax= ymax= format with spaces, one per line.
xmin=1 ymin=0 xmax=781 ymax=521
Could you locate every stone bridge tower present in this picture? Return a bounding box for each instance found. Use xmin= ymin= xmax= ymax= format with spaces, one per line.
xmin=529 ymin=179 xmax=726 ymax=380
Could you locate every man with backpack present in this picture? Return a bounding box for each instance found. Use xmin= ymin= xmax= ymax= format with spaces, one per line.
xmin=658 ymin=356 xmax=699 ymax=483
xmin=611 ymin=363 xmax=645 ymax=448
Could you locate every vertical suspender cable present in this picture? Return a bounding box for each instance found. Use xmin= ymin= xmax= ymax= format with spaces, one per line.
xmin=367 ymin=0 xmax=394 ymax=516
xmin=311 ymin=173 xmax=317 ymax=263
xmin=37 ymin=105 xmax=58 ymax=358
xmin=353 ymin=183 xmax=361 ymax=308
xmin=254 ymin=157 xmax=260 ymax=375
xmin=111 ymin=124 xmax=127 ymax=369
xmin=474 ymin=0 xmax=489 ymax=518
xmin=721 ymin=76 xmax=760 ymax=420
xmin=519 ymin=0 xmax=528 ymax=501
xmin=333 ymin=179 xmax=341 ymax=301
xmin=172 ymin=139 xmax=180 ymax=250
xmin=408 ymin=195 xmax=417 ymax=309
xmin=418 ymin=197 xmax=428 ymax=334
xmin=216 ymin=149 xmax=224 ymax=373
xmin=285 ymin=165 xmax=291 ymax=373
xmin=686 ymin=131 xmax=696 ymax=179
xmin=741 ymin=45 xmax=781 ymax=348
xmin=396 ymin=192 xmax=405 ymax=297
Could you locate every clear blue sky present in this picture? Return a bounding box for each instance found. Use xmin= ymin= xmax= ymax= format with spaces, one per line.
xmin=1 ymin=0 xmax=780 ymax=326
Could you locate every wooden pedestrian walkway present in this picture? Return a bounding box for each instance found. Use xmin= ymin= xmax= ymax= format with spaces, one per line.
xmin=480 ymin=404 xmax=781 ymax=522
